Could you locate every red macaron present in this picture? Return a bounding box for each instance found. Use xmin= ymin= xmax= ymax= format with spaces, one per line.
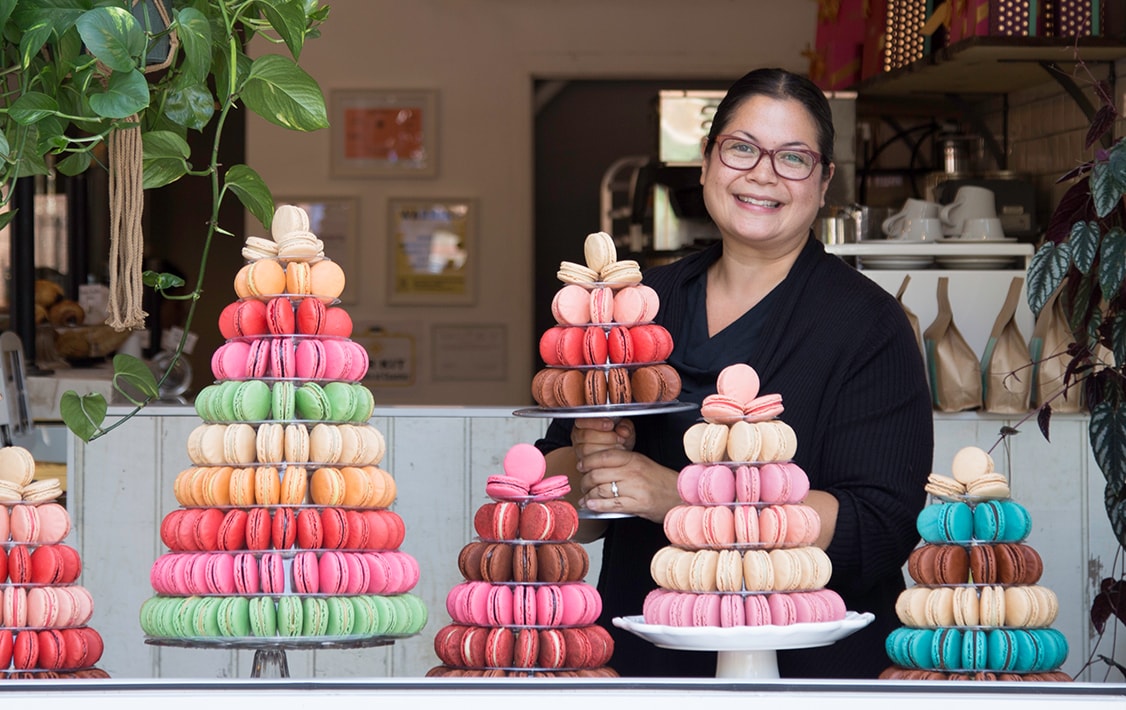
xmin=296 ymin=297 xmax=327 ymax=335
xmin=271 ymin=506 xmax=297 ymax=549
xmin=265 ymin=296 xmax=296 ymax=335
xmin=245 ymin=507 xmax=272 ymax=550
xmin=606 ymin=325 xmax=633 ymax=364
xmin=321 ymin=507 xmax=350 ymax=550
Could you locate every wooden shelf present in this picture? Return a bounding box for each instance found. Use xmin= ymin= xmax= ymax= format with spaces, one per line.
xmin=855 ymin=36 xmax=1126 ymax=98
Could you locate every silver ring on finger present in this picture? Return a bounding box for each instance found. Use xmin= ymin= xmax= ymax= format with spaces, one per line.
xmin=610 ymin=481 xmax=620 ymax=498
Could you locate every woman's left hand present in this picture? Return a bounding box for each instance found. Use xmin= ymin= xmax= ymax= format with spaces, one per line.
xmin=577 ymin=442 xmax=681 ymax=523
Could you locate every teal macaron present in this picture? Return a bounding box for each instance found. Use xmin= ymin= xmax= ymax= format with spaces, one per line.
xmin=916 ymin=501 xmax=974 ymax=543
xmin=931 ymin=627 xmax=962 ymax=670
xmin=986 ymin=628 xmax=1019 ymax=671
xmin=295 ymin=382 xmax=332 ymax=421
xmin=1019 ymin=628 xmax=1068 ymax=671
xmin=248 ymin=596 xmax=277 ymax=637
xmin=276 ymin=595 xmax=304 ymax=637
xmin=233 ymin=380 xmax=271 ymax=421
xmin=884 ymin=627 xmax=933 ymax=669
xmin=961 ymin=629 xmax=988 ymax=670
xmin=973 ymin=499 xmax=1032 ymax=542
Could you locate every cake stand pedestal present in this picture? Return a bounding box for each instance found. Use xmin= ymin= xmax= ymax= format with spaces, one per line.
xmin=145 ymin=635 xmax=401 ymax=678
xmin=613 ymin=611 xmax=874 ymax=680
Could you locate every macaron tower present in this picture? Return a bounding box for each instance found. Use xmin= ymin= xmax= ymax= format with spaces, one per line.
xmin=532 ymin=231 xmax=682 ymax=408
xmin=880 ymin=445 xmax=1071 ymax=681
xmin=0 ymin=445 xmax=109 ymax=679
xmin=427 ymin=443 xmax=617 ymax=677
xmin=139 ymin=205 xmax=427 ymax=646
xmin=642 ymin=364 xmax=849 ymax=628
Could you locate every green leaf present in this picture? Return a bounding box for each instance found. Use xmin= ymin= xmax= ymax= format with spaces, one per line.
xmin=141 ymin=130 xmax=191 ymax=189
xmin=1114 ymin=310 xmax=1126 ymax=373
xmin=143 ymin=270 xmax=186 ymax=292
xmin=1026 ymin=241 xmax=1071 ymax=316
xmin=1070 ymin=220 xmax=1101 ymax=275
xmin=88 ymin=69 xmax=150 ymax=119
xmin=162 ymin=81 xmax=215 ymax=131
xmin=17 ymin=21 xmax=52 ymax=71
xmin=76 ymin=6 xmax=146 ymax=73
xmin=1091 ymin=400 xmax=1126 ymax=491
xmin=224 ymin=164 xmax=273 ymax=228
xmin=0 ymin=211 xmax=15 ymax=231
xmin=257 ymin=0 xmax=310 ymax=60
xmin=1091 ymin=158 xmax=1126 ymax=219
xmin=60 ymin=390 xmax=106 ymax=443
xmin=111 ymin=353 xmax=160 ymax=400
xmin=171 ymin=7 xmax=212 ymax=85
xmin=1098 ymin=226 xmax=1126 ymax=305
xmin=55 ymin=150 xmax=91 ymax=176
xmin=242 ymin=54 xmax=328 ymax=131
xmin=8 ymin=92 xmax=59 ymax=125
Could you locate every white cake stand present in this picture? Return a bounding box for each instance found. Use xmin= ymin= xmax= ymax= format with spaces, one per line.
xmin=613 ymin=611 xmax=875 ymax=679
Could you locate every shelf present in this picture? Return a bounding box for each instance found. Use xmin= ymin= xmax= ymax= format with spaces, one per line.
xmin=856 ymin=36 xmax=1126 ymax=98
xmin=826 ymin=241 xmax=1033 ymax=257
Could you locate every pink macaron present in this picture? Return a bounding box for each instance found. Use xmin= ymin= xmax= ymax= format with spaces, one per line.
xmin=503 ymin=442 xmax=546 ymax=486
xmin=559 ymin=582 xmax=602 ymax=626
xmin=697 ymin=464 xmax=736 ymax=504
xmin=246 ymin=337 xmax=271 ymax=379
xmin=321 ymin=338 xmax=352 ymax=380
xmin=211 ymin=340 xmax=251 ymax=380
xmin=612 ymin=284 xmax=659 ymax=324
xmin=699 ymin=394 xmax=746 ymax=424
xmin=589 ymin=286 xmax=614 ymax=324
xmin=716 ymin=363 xmax=761 ymax=402
xmin=735 ymin=464 xmax=761 ymax=503
xmin=295 ymin=338 xmax=327 ymax=380
xmin=343 ymin=341 xmax=369 ymax=380
xmin=551 ymin=284 xmax=593 ymax=326
xmin=270 ymin=337 xmax=296 ymax=378
xmin=744 ymin=393 xmax=784 ymax=422
xmin=530 ymin=475 xmax=570 ymax=501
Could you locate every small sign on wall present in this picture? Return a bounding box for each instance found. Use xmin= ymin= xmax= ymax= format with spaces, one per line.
xmin=432 ymin=324 xmax=506 ymax=382
xmin=355 ymin=328 xmax=417 ymax=388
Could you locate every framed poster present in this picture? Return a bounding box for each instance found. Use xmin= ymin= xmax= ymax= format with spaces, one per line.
xmin=275 ymin=196 xmax=360 ymax=303
xmin=388 ymin=198 xmax=475 ymax=306
xmin=330 ymin=89 xmax=438 ymax=177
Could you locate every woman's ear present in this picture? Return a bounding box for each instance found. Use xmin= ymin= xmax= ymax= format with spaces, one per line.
xmin=819 ymin=162 xmax=836 ymax=207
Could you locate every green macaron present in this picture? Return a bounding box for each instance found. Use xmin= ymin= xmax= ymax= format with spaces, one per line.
xmin=349 ymin=596 xmax=379 ymax=635
xmin=194 ymin=385 xmax=219 ymax=422
xmin=139 ymin=596 xmax=165 ymax=636
xmin=173 ymin=596 xmax=204 ymax=638
xmin=233 ymin=380 xmax=271 ymax=421
xmin=216 ymin=595 xmax=251 ymax=637
xmin=396 ymin=593 xmax=428 ymax=635
xmin=216 ymin=380 xmax=241 ymax=422
xmin=295 ymin=382 xmax=331 ymax=421
xmin=271 ymin=380 xmax=295 ymax=420
xmin=276 ymin=595 xmax=304 ymax=637
xmin=325 ymin=596 xmax=355 ymax=637
xmin=323 ymin=382 xmax=358 ymax=422
xmin=247 ymin=596 xmax=277 ymax=637
xmin=369 ymin=595 xmax=397 ymax=635
xmin=195 ymin=596 xmax=223 ymax=637
xmin=351 ymin=384 xmax=375 ymax=423
xmin=302 ymin=596 xmax=330 ymax=635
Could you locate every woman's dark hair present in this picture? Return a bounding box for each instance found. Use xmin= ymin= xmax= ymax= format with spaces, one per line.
xmin=704 ymin=67 xmax=834 ymax=172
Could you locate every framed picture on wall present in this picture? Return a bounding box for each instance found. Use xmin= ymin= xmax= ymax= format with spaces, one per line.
xmin=275 ymin=196 xmax=360 ymax=303
xmin=330 ymin=89 xmax=438 ymax=177
xmin=388 ymin=197 xmax=475 ymax=306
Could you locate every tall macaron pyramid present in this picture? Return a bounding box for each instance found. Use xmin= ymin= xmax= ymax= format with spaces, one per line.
xmin=879 ymin=445 xmax=1071 ymax=681
xmin=427 ymin=443 xmax=617 ymax=677
xmin=0 ymin=445 xmax=109 ymax=679
xmin=532 ymin=231 xmax=681 ymax=409
xmin=139 ymin=205 xmax=427 ymax=646
xmin=642 ymin=363 xmax=849 ymax=628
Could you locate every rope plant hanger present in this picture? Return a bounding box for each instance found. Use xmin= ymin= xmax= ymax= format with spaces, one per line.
xmin=105 ymin=0 xmax=178 ymax=332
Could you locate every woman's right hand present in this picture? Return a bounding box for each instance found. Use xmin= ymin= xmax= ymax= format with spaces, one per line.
xmin=570 ymin=417 xmax=635 ymax=460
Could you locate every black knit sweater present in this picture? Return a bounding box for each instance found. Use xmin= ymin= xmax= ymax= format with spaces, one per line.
xmin=537 ymin=236 xmax=934 ymax=678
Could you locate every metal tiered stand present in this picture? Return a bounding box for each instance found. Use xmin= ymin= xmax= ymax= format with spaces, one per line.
xmin=145 ymin=635 xmax=401 ymax=678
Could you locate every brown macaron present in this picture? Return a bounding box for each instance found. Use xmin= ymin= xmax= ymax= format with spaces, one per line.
xmin=908 ymin=543 xmax=968 ymax=585
xmin=995 ymin=542 xmax=1043 ymax=585
xmin=480 ymin=542 xmax=514 ymax=582
xmin=531 ymin=368 xmax=559 ymax=407
xmin=584 ymin=369 xmax=607 ymax=406
xmin=606 ymin=366 xmax=632 ymax=404
xmin=513 ymin=543 xmax=538 ymax=582
xmin=552 ymin=369 xmax=586 ymax=408
xmin=630 ymin=363 xmax=682 ymax=403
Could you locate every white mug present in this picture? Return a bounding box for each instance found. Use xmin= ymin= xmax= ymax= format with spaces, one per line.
xmin=940 ymin=186 xmax=996 ymax=235
xmin=897 ymin=217 xmax=944 ymax=242
xmin=882 ymin=198 xmax=941 ymax=237
xmin=959 ymin=216 xmax=1006 ymax=240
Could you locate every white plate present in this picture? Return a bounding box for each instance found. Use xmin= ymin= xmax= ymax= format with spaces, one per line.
xmin=578 ymin=510 xmax=634 ymax=520
xmin=935 ymin=255 xmax=1021 ymax=269
xmin=857 ymin=255 xmax=935 ymax=270
xmin=612 ymin=611 xmax=875 ymax=651
xmin=938 ymin=237 xmax=1017 ymax=244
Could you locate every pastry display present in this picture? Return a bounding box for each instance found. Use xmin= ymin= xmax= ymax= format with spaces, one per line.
xmin=139 ymin=205 xmax=427 ymax=645
xmin=0 ymin=445 xmax=109 ymax=679
xmin=879 ymin=445 xmax=1072 ymax=681
xmin=641 ymin=364 xmax=849 ymax=628
xmin=530 ymin=232 xmax=683 ymax=410
xmin=427 ymin=443 xmax=617 ymax=677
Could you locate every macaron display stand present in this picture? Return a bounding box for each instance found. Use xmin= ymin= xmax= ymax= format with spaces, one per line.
xmin=0 ymin=445 xmax=109 ymax=679
xmin=879 ymin=446 xmax=1072 ymax=681
xmin=516 ymin=231 xmax=695 ymax=423
xmin=614 ymin=365 xmax=873 ymax=679
xmin=139 ymin=206 xmax=427 ymax=677
xmin=427 ymin=443 xmax=618 ymax=677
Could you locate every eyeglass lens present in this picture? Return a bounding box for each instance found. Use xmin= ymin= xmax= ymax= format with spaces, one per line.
xmin=718 ymin=138 xmax=817 ymax=180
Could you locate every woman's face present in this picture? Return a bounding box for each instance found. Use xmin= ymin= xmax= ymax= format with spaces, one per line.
xmin=700 ymin=95 xmax=834 ymax=251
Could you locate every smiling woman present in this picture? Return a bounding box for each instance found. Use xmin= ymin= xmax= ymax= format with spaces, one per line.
xmin=537 ymin=67 xmax=933 ymax=680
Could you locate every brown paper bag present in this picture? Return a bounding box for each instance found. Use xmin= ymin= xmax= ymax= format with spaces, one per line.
xmin=896 ymin=275 xmax=924 ymax=361
xmin=981 ymin=277 xmax=1032 ymax=413
xmin=1029 ymin=287 xmax=1084 ymax=412
xmin=923 ymin=277 xmax=982 ymax=412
